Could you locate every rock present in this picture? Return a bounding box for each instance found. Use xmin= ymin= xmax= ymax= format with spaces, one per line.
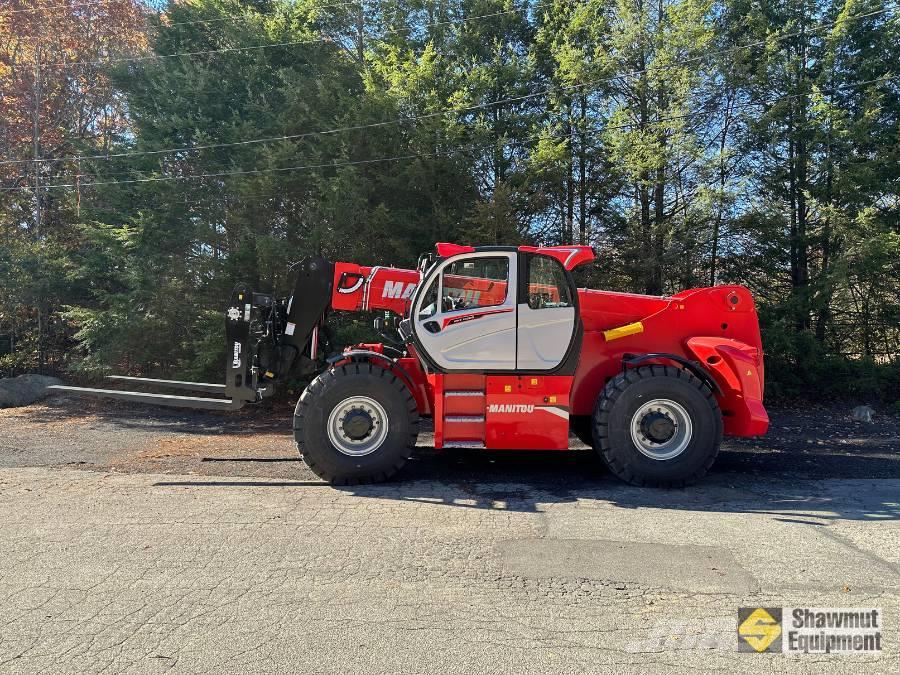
xmin=0 ymin=374 xmax=63 ymax=408
xmin=851 ymin=405 xmax=875 ymax=423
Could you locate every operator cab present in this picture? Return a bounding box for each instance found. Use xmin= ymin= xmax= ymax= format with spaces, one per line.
xmin=409 ymin=245 xmax=593 ymax=373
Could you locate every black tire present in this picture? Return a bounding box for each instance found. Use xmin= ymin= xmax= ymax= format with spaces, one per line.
xmin=592 ymin=365 xmax=722 ymax=487
xmin=294 ymin=363 xmax=419 ymax=484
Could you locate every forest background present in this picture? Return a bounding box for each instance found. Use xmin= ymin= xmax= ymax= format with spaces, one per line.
xmin=1 ymin=0 xmax=897 ymax=402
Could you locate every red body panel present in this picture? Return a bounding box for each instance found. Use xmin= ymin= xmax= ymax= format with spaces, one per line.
xmin=331 ymin=263 xmax=421 ymax=315
xmin=684 ymin=337 xmax=768 ymax=436
xmin=483 ymin=375 xmax=572 ymax=449
xmin=335 ymin=343 xmax=433 ymax=417
xmin=570 ymin=284 xmax=767 ymax=437
xmin=426 ymin=373 xmax=571 ymax=449
xmin=518 ymin=245 xmax=595 ymax=270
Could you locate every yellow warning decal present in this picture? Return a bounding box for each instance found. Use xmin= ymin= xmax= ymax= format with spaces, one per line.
xmin=602 ymin=321 xmax=644 ymax=342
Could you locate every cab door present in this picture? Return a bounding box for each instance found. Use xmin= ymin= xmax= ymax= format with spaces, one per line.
xmin=411 ymin=252 xmax=517 ymax=370
xmin=516 ymin=254 xmax=577 ymax=370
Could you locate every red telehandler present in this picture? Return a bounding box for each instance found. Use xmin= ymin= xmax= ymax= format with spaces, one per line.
xmin=52 ymin=242 xmax=768 ymax=486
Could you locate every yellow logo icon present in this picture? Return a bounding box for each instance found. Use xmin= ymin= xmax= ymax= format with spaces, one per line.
xmin=738 ymin=608 xmax=782 ymax=653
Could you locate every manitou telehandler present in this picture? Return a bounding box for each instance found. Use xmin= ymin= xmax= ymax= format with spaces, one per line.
xmin=52 ymin=242 xmax=768 ymax=486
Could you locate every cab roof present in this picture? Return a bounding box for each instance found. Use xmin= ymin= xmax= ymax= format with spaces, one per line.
xmin=434 ymin=243 xmax=596 ymax=271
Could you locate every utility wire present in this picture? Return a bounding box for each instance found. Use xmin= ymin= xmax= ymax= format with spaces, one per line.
xmin=51 ymin=122 xmax=585 ymax=187
xmin=12 ymin=129 xmax=560 ymax=192
xmin=4 ymin=73 xmax=895 ymax=191
xmin=160 ymin=0 xmax=367 ymax=28
xmin=3 ymin=7 xmax=893 ymax=170
xmin=10 ymin=75 xmax=895 ymax=194
xmin=41 ymin=75 xmax=900 ymax=185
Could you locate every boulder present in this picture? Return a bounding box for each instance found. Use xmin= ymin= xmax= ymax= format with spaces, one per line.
xmin=851 ymin=405 xmax=875 ymax=424
xmin=0 ymin=374 xmax=63 ymax=408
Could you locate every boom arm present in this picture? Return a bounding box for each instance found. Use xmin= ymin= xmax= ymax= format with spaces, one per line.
xmin=330 ymin=262 xmax=421 ymax=315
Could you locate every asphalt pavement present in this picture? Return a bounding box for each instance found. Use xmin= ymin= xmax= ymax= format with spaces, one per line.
xmin=0 ymin=398 xmax=898 ymax=673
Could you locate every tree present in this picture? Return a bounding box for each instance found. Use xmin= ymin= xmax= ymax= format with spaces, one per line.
xmin=531 ymin=0 xmax=615 ymax=247
xmin=722 ymin=0 xmax=899 ymax=384
xmin=0 ymin=0 xmax=148 ymax=373
xmin=595 ymin=0 xmax=719 ymax=295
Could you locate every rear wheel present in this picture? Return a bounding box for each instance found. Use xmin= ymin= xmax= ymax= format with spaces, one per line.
xmin=592 ymin=365 xmax=722 ymax=487
xmin=294 ymin=363 xmax=419 ymax=484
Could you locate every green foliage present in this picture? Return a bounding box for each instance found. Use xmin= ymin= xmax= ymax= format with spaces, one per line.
xmin=0 ymin=0 xmax=896 ymax=402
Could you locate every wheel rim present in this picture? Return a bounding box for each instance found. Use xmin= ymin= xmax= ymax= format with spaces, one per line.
xmin=326 ymin=396 xmax=389 ymax=457
xmin=629 ymin=398 xmax=692 ymax=461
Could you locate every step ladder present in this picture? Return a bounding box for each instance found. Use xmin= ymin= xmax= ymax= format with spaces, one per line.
xmin=438 ymin=374 xmax=486 ymax=449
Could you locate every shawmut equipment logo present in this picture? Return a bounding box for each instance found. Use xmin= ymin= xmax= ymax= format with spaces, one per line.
xmin=738 ymin=608 xmax=782 ymax=652
xmin=738 ymin=607 xmax=882 ymax=654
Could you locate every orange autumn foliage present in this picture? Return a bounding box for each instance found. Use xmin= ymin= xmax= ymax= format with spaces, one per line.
xmin=0 ymin=0 xmax=149 ymax=188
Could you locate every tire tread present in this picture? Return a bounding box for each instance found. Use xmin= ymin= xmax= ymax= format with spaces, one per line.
xmin=294 ymin=363 xmax=419 ymax=485
xmin=591 ymin=365 xmax=722 ymax=487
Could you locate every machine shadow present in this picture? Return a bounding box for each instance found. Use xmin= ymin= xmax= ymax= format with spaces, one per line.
xmin=326 ymin=443 xmax=900 ymax=522
xmin=154 ymin=441 xmax=900 ymax=524
xmin=41 ymin=395 xmax=895 ymax=524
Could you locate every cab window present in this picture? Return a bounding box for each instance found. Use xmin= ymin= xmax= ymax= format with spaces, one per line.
xmin=527 ymin=256 xmax=571 ymax=309
xmin=417 ymin=276 xmax=439 ymax=319
xmin=440 ymin=257 xmax=509 ymax=312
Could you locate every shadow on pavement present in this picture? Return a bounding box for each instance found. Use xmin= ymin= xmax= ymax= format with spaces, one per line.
xmin=154 ymin=442 xmax=900 ymax=523
xmin=156 ymin=480 xmax=324 ymax=487
xmin=200 ymin=457 xmax=300 ymax=463
xmin=39 ymin=395 xmax=900 ymax=523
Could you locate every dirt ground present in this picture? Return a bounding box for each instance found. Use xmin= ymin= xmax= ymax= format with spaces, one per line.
xmin=1 ymin=395 xmax=897 ymax=483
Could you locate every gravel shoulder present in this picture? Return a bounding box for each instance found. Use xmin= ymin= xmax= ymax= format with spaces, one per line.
xmin=1 ymin=395 xmax=897 ymax=482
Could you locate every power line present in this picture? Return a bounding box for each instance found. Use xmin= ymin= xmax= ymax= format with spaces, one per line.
xmin=3 ymin=71 xmax=894 ymax=192
xmin=9 ymin=130 xmax=558 ymax=192
xmin=43 ymin=2 xmax=546 ymax=68
xmin=32 ymin=74 xmax=898 ymax=185
xmin=76 ymin=122 xmax=597 ymax=187
xmin=159 ymin=0 xmax=367 ymax=29
xmin=9 ymin=73 xmax=893 ymax=194
xmin=4 ymin=7 xmax=892 ymax=169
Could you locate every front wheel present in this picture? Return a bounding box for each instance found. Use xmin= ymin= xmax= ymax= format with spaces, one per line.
xmin=592 ymin=365 xmax=722 ymax=487
xmin=294 ymin=363 xmax=419 ymax=484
